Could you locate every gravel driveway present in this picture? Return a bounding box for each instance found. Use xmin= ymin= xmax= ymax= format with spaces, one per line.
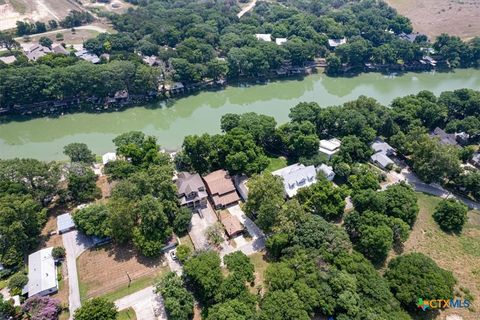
xmin=115 ymin=286 xmax=167 ymax=320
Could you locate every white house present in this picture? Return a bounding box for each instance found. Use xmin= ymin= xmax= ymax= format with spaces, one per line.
xmin=102 ymin=152 xmax=117 ymax=165
xmin=371 ymin=140 xmax=395 ymax=156
xmin=272 ymin=163 xmax=317 ymax=198
xmin=27 ymin=247 xmax=58 ymax=297
xmin=57 ymin=212 xmax=75 ymax=234
xmin=255 ymin=34 xmax=272 ymax=42
xmin=370 ymin=139 xmax=395 ymax=170
xmin=275 ymin=38 xmax=287 ymax=45
xmin=371 ymin=152 xmax=394 ymax=170
xmin=328 ymin=38 xmax=347 ymax=49
xmin=319 ymin=138 xmax=341 ymax=159
xmin=317 ymin=164 xmax=335 ymax=181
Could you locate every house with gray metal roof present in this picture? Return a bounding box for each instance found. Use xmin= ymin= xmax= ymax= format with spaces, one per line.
xmin=57 ymin=212 xmax=75 ymax=234
xmin=371 ymin=152 xmax=394 ymax=170
xmin=273 ymin=163 xmax=317 ymax=198
xmin=27 ymin=247 xmax=58 ymax=297
xmin=317 ymin=164 xmax=335 ymax=181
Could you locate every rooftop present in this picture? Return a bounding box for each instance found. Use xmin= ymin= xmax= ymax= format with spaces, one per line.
xmin=371 ymin=152 xmax=394 ymax=168
xmin=0 ymin=55 xmax=17 ymax=64
xmin=371 ymin=140 xmax=395 ymax=155
xmin=102 ymin=152 xmax=117 ymax=165
xmin=57 ymin=212 xmax=75 ymax=233
xmin=275 ymin=38 xmax=287 ymax=45
xmin=255 ymin=34 xmax=272 ymax=42
xmin=272 ymin=163 xmax=317 ymax=198
xmin=328 ymin=38 xmax=347 ymax=48
xmin=203 ymin=169 xmax=236 ymax=196
xmin=28 ymin=247 xmax=57 ymax=297
xmin=431 ymin=127 xmax=458 ymax=146
xmin=219 ymin=210 xmax=243 ymax=237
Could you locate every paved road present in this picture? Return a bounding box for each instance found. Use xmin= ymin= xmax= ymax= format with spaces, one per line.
xmin=165 ymin=249 xmax=182 ymax=276
xmin=115 ymin=286 xmax=167 ymax=320
xmin=62 ymin=230 xmax=93 ymax=318
xmin=237 ymin=0 xmax=257 ymax=18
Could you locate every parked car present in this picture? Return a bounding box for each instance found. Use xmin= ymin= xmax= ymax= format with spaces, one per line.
xmin=170 ymin=250 xmax=177 ymax=260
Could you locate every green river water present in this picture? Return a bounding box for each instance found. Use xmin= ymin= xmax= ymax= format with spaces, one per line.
xmin=1 ymin=69 xmax=480 ymax=160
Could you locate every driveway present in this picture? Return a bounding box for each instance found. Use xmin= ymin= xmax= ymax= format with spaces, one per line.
xmin=115 ymin=286 xmax=167 ymax=320
xmin=164 ymin=249 xmax=182 ymax=276
xmin=237 ymin=0 xmax=257 ymax=18
xmin=228 ymin=204 xmax=264 ymax=239
xmin=188 ymin=202 xmax=218 ymax=250
xmin=62 ymin=230 xmax=93 ymax=318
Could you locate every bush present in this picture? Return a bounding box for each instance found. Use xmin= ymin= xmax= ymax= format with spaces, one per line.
xmin=433 ymin=199 xmax=468 ymax=233
xmin=52 ymin=246 xmax=66 ymax=260
xmin=8 ymin=272 xmax=28 ymax=292
xmin=74 ymin=297 xmax=117 ymax=320
xmin=176 ymin=245 xmax=191 ymax=264
xmin=22 ymin=296 xmax=61 ymax=320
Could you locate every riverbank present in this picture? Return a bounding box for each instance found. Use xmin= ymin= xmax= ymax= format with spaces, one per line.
xmin=1 ymin=69 xmax=480 ymax=160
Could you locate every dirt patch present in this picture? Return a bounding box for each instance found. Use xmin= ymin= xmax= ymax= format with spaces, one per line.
xmin=77 ymin=243 xmax=166 ymax=299
xmin=385 ymin=0 xmax=480 ymax=40
xmin=249 ymin=252 xmax=269 ymax=296
xmin=79 ymin=0 xmax=133 ymax=15
xmin=0 ymin=0 xmax=84 ymax=31
xmin=388 ymin=193 xmax=480 ymax=320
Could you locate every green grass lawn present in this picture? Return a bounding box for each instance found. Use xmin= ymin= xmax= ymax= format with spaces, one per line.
xmin=118 ymin=308 xmax=137 ymax=320
xmin=265 ymin=156 xmax=287 ymax=173
xmin=249 ymin=252 xmax=270 ymax=295
xmin=179 ymin=234 xmax=194 ymax=251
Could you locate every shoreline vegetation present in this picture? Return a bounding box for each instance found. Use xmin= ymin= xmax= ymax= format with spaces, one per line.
xmin=1 ymin=0 xmax=479 ymax=119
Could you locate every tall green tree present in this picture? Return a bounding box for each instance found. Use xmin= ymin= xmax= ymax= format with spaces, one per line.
xmin=74 ymin=298 xmax=117 ymax=320
xmin=63 ymin=142 xmax=96 ymax=163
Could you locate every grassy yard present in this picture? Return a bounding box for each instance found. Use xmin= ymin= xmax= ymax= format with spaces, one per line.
xmin=179 ymin=234 xmax=195 ymax=251
xmin=265 ymin=156 xmax=287 ymax=173
xmin=249 ymin=252 xmax=270 ymax=295
xmin=118 ymin=308 xmax=137 ymax=320
xmin=388 ymin=193 xmax=480 ymax=319
xmin=77 ymin=243 xmax=168 ymax=302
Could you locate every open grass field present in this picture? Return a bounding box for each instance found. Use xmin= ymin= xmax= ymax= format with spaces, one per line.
xmin=77 ymin=243 xmax=168 ymax=301
xmin=388 ymin=193 xmax=480 ymax=319
xmin=386 ymin=0 xmax=480 ymax=40
xmin=265 ymin=156 xmax=287 ymax=173
xmin=0 ymin=0 xmax=84 ymax=31
xmin=249 ymin=252 xmax=270 ymax=295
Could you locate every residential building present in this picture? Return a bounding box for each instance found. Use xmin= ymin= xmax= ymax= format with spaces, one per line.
xmin=219 ymin=210 xmax=244 ymax=238
xmin=203 ymin=169 xmax=240 ymax=209
xmin=74 ymin=49 xmax=100 ymax=64
xmin=27 ymin=247 xmax=58 ymax=297
xmin=431 ymin=127 xmax=458 ymax=146
xmin=255 ymin=34 xmax=272 ymax=42
xmin=319 ymin=138 xmax=341 ymax=159
xmin=470 ymin=152 xmax=480 ymax=168
xmin=52 ymin=44 xmax=69 ymax=55
xmin=102 ymin=152 xmax=117 ymax=165
xmin=176 ymin=172 xmax=208 ymax=208
xmin=57 ymin=213 xmax=75 ymax=234
xmin=233 ymin=175 xmax=249 ymax=201
xmin=371 ymin=152 xmax=394 ymax=170
xmin=317 ymin=164 xmax=335 ymax=181
xmin=0 ymin=55 xmax=17 ymax=64
xmin=272 ymin=163 xmax=317 ymax=198
xmin=275 ymin=38 xmax=287 ymax=45
xmin=372 ymin=140 xmax=395 ymax=156
xmin=328 ymin=38 xmax=347 ymax=49
xmin=397 ymin=32 xmax=425 ymax=43
xmin=25 ymin=44 xmax=51 ymax=61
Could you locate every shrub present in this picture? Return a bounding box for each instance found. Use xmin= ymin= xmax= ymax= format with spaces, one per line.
xmin=8 ymin=272 xmax=28 ymax=293
xmin=176 ymin=244 xmax=191 ymax=264
xmin=433 ymin=199 xmax=468 ymax=233
xmin=52 ymin=246 xmax=66 ymax=260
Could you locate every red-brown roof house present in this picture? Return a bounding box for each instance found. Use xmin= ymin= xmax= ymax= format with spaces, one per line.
xmin=219 ymin=210 xmax=244 ymax=238
xmin=203 ymin=169 xmax=240 ymax=209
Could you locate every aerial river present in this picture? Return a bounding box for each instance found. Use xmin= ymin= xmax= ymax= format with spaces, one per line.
xmin=1 ymin=69 xmax=480 ymax=160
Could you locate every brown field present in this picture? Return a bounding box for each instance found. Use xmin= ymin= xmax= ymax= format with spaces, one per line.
xmin=386 ymin=0 xmax=480 ymax=40
xmin=17 ymin=28 xmax=101 ymax=45
xmin=388 ymin=193 xmax=480 ymax=320
xmin=0 ymin=0 xmax=84 ymax=31
xmin=77 ymin=243 xmax=168 ymax=300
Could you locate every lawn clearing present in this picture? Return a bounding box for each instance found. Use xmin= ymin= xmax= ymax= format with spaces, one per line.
xmin=118 ymin=308 xmax=137 ymax=320
xmin=77 ymin=243 xmax=168 ymax=301
xmin=179 ymin=234 xmax=195 ymax=251
xmin=265 ymin=156 xmax=287 ymax=173
xmin=249 ymin=252 xmax=270 ymax=295
xmin=385 ymin=0 xmax=480 ymax=40
xmin=388 ymin=193 xmax=480 ymax=319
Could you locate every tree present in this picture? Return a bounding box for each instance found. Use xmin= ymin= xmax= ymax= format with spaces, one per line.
xmin=52 ymin=246 xmax=66 ymax=260
xmin=183 ymin=250 xmax=222 ymax=304
xmin=433 ymin=199 xmax=468 ymax=233
xmin=39 ymin=36 xmax=53 ymax=49
xmin=0 ymin=195 xmax=46 ymax=269
xmin=296 ymin=177 xmax=349 ymax=221
xmin=411 ymin=135 xmax=461 ymax=183
xmin=259 ymin=289 xmax=310 ymax=320
xmin=63 ymin=143 xmax=96 ymax=163
xmin=0 ymin=31 xmax=20 ymax=51
xmin=0 ymin=295 xmax=17 ymax=320
xmin=67 ymin=164 xmax=100 ymax=203
xmin=176 ymin=245 xmax=191 ymax=264
xmin=334 ymin=135 xmax=372 ymax=164
xmin=22 ymin=296 xmax=61 ymax=320
xmin=383 ymin=182 xmax=419 ymax=227
xmin=73 ymin=204 xmax=110 ymax=238
xmin=155 ymin=272 xmax=194 ymax=320
xmin=244 ymin=173 xmax=285 ymax=233
xmin=207 ymin=299 xmax=256 ymax=320
xmin=173 ymin=207 xmax=192 ymax=236
xmin=74 ymin=298 xmax=118 ymax=320
xmin=132 ymin=195 xmax=172 ymax=256
xmin=8 ymin=272 xmax=28 ymax=294
xmin=385 ymin=253 xmax=456 ymax=311
xmin=224 ymin=251 xmax=254 ymax=282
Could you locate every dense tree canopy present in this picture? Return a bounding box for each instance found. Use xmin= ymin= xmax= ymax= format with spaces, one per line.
xmin=155 ymin=272 xmax=194 ymax=320
xmin=74 ymin=298 xmax=117 ymax=320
